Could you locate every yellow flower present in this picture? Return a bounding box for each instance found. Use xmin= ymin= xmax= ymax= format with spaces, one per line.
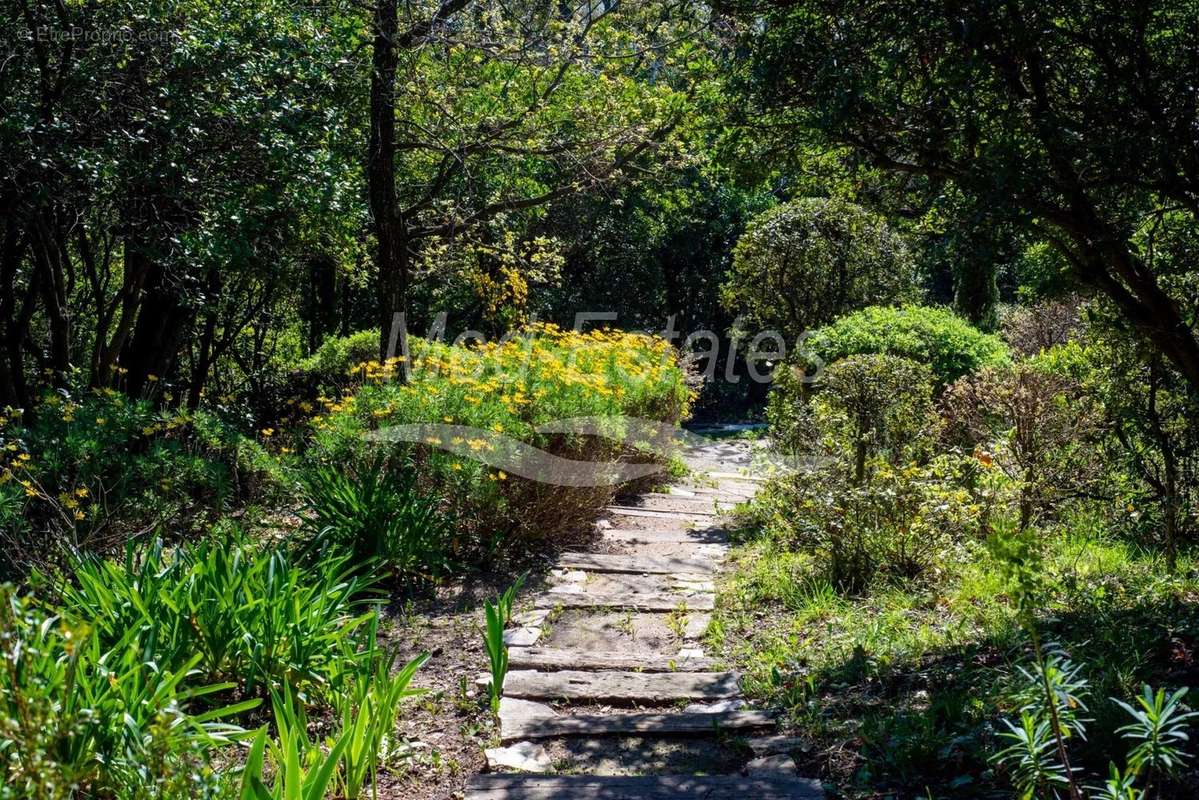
xmin=147 ymin=374 xmax=159 ymax=382
xmin=261 ymin=428 xmax=274 ymax=437
xmin=498 ymin=470 xmax=508 ymax=480
xmin=95 ymin=418 xmax=106 ymax=426
xmin=75 ymin=487 xmax=89 ymax=498
xmin=74 ymin=509 xmax=86 ymax=520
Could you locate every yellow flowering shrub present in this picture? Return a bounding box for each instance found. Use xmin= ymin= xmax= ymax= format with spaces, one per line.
xmin=0 ymin=392 xmax=279 ymax=574
xmin=307 ymin=323 xmax=691 ymax=546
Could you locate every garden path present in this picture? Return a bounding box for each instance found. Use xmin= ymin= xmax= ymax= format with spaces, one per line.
xmin=465 ymin=437 xmax=823 ymax=799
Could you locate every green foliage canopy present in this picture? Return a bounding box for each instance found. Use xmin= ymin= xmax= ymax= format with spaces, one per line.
xmin=721 ymin=197 xmax=917 ymax=342
xmin=803 ymin=305 xmax=1010 ymax=389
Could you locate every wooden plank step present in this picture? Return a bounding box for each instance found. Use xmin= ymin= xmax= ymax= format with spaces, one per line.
xmin=603 ymin=528 xmax=728 ymax=544
xmin=501 ymin=708 xmax=777 ymax=741
xmin=508 ymin=646 xmax=717 ymax=672
xmin=502 ymin=669 xmax=740 ymax=703
xmin=534 ymin=591 xmax=714 ymax=611
xmin=606 ymin=506 xmax=720 ymax=521
xmin=558 ymin=551 xmax=717 ymax=575
xmin=467 ymin=774 xmax=824 ymax=799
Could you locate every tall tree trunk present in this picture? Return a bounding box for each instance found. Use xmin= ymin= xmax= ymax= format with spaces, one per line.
xmin=29 ymin=217 xmax=71 ymax=382
xmin=93 ymin=239 xmax=152 ymax=388
xmin=953 ymin=260 xmax=999 ymax=331
xmin=368 ymin=0 xmax=409 ymax=366
xmin=304 ymin=252 xmax=338 ymax=352
xmin=0 ymin=223 xmax=29 ymax=410
xmin=187 ymin=268 xmax=221 ymax=410
xmin=122 ymin=260 xmax=189 ymax=402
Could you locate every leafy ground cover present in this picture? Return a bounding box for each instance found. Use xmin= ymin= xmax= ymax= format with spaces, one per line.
xmin=0 ymin=326 xmax=689 ymax=799
xmin=714 ymin=512 xmax=1199 ymax=796
xmin=717 ymin=297 xmax=1199 ymax=798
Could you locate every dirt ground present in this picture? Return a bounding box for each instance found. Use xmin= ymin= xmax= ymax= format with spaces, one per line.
xmin=367 ymin=567 xmax=522 ymax=799
xmin=371 ymin=437 xmax=765 ymax=798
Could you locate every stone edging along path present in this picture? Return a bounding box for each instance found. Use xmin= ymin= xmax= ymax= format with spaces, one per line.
xmin=465 ymin=463 xmax=824 ymax=799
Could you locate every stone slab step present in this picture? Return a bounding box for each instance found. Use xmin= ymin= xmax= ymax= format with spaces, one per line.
xmin=704 ymin=471 xmax=768 ymax=483
xmin=622 ymin=495 xmax=738 ymax=513
xmin=558 ymin=551 xmax=717 ymax=575
xmin=500 ymin=707 xmax=777 ymax=741
xmin=502 ymin=669 xmax=740 ymax=703
xmin=606 ymin=506 xmax=721 ymax=522
xmin=535 ymin=591 xmax=714 ymax=612
xmin=612 ymin=542 xmax=729 ymax=562
xmin=672 ymin=484 xmax=757 ymax=499
xmin=602 ymin=527 xmax=728 ymax=545
xmin=508 ymin=646 xmax=717 ymax=672
xmin=467 ymin=774 xmax=823 ymax=799
xmin=547 ymin=571 xmax=714 ymax=593
xmin=667 ymin=486 xmax=754 ymax=502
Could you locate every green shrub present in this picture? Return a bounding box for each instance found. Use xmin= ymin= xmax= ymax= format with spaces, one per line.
xmin=721 ymin=197 xmax=918 ymax=341
xmin=940 ymin=365 xmax=1102 ymax=530
xmin=306 ymin=324 xmax=691 ymax=549
xmin=300 ymin=460 xmax=455 ymax=583
xmin=801 ymin=305 xmax=1010 ymax=389
xmin=0 ymin=586 xmax=252 ymax=799
xmin=0 ymin=392 xmax=277 ymax=577
xmin=761 ymin=353 xmax=963 ymax=591
xmin=751 ymin=456 xmax=978 ymax=593
xmin=769 ymin=354 xmax=939 ymax=476
xmin=296 ymin=330 xmax=380 ymax=394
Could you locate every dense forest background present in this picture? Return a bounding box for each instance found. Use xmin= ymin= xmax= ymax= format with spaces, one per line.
xmin=5 ymin=2 xmax=1199 ymax=798
xmin=4 ymin=0 xmax=1114 ymax=420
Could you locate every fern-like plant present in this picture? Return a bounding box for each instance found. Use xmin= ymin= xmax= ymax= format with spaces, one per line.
xmin=300 ymin=459 xmax=453 ymax=583
xmin=239 ymin=690 xmax=351 ymax=800
xmin=1113 ymin=685 xmax=1199 ymax=795
xmin=482 ymin=573 xmax=526 ymax=714
xmin=332 ymin=616 xmax=428 ymax=800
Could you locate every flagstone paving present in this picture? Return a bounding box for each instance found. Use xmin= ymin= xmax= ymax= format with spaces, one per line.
xmin=466 ymin=444 xmax=823 ymax=799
